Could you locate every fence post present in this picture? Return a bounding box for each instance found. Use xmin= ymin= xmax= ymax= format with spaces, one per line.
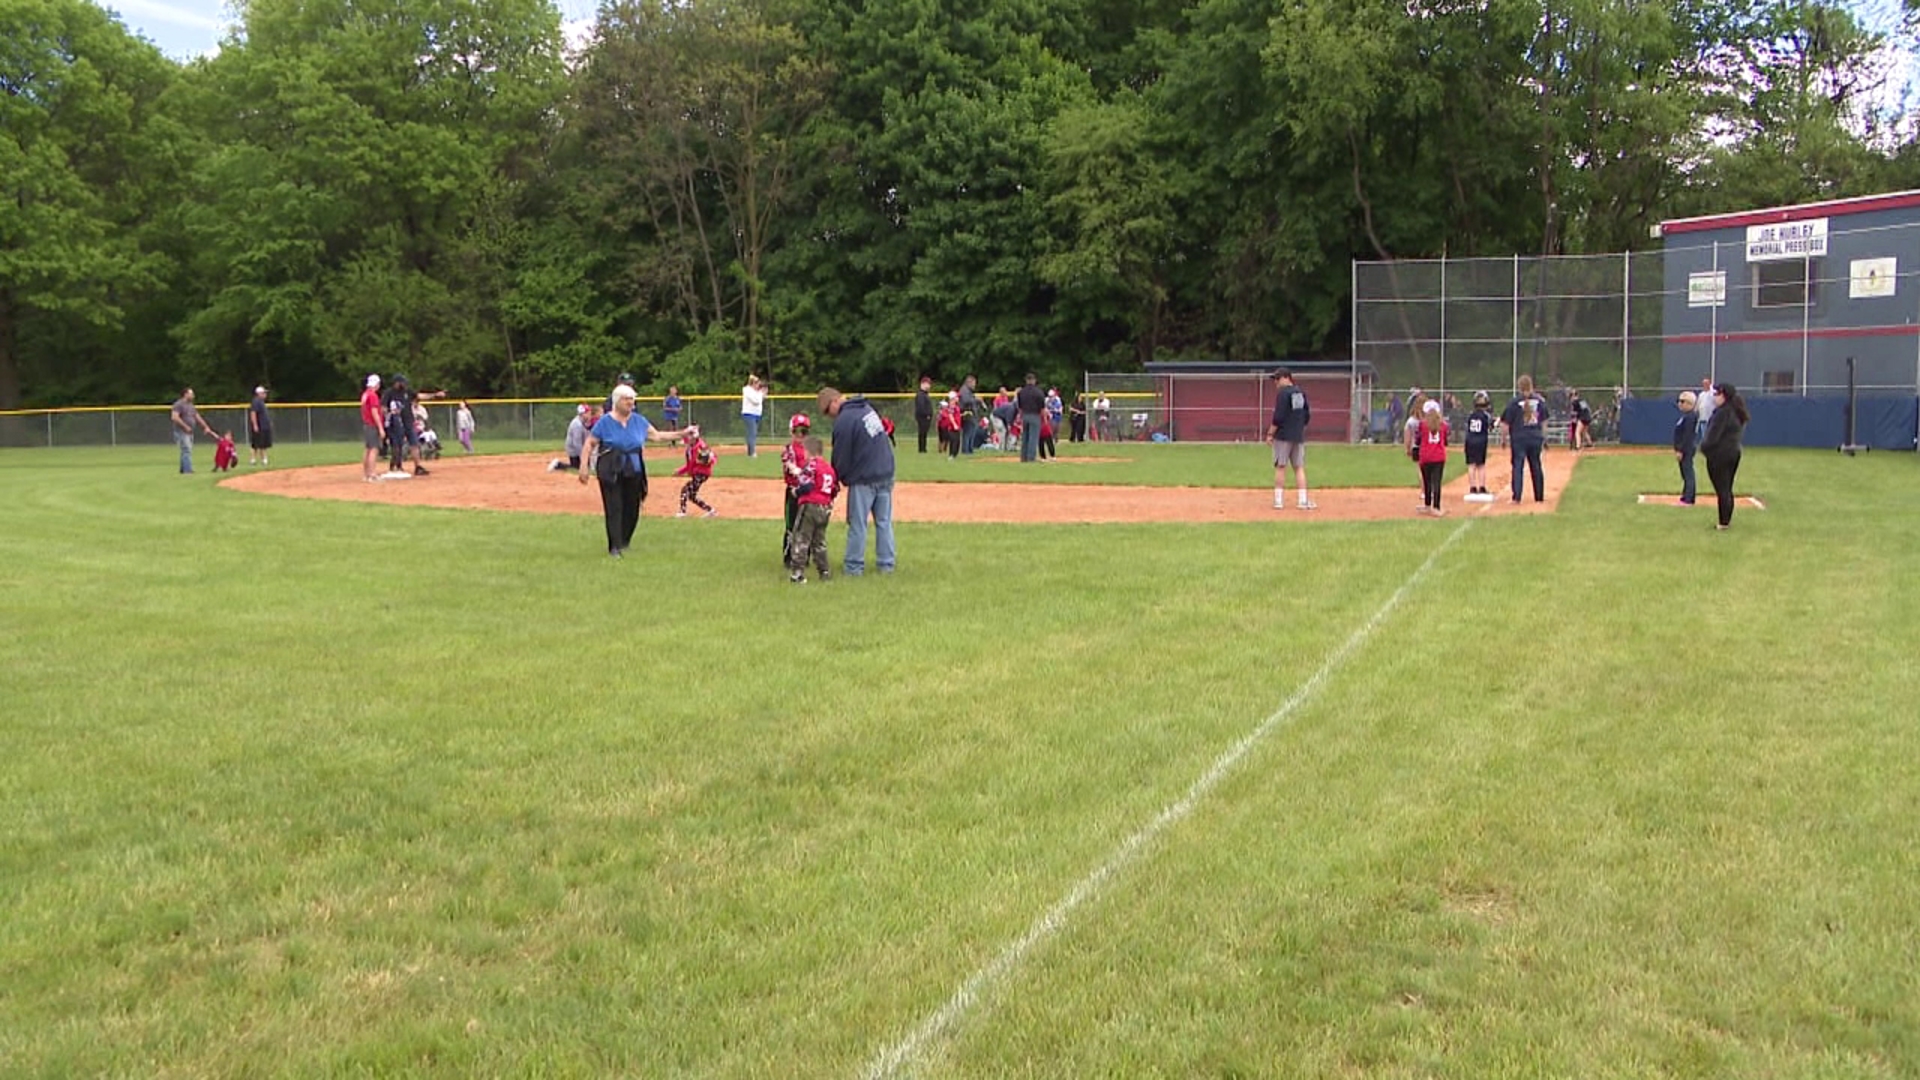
xmin=110 ymin=411 xmax=117 ymax=447
xmin=1709 ymin=242 xmax=1720 ymax=383
xmin=1621 ymin=251 xmax=1630 ymax=394
xmin=47 ymin=412 xmax=52 ymax=448
xmin=1511 ymin=254 xmax=1520 ymax=393
xmin=1800 ymin=256 xmax=1812 ymax=396
xmin=1438 ymin=255 xmax=1447 ymax=398
xmin=307 ymin=407 xmax=313 ymax=445
xmin=1350 ymin=258 xmax=1360 ymax=442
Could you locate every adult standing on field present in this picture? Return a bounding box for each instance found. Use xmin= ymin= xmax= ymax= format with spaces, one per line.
xmin=741 ymin=374 xmax=767 ymax=457
xmin=360 ymin=375 xmax=386 ymax=481
xmin=1093 ymin=391 xmax=1113 ymax=442
xmin=913 ymin=376 xmax=934 ymax=453
xmin=957 ymin=375 xmax=981 ymax=455
xmin=1699 ymin=382 xmax=1750 ymax=531
xmin=1501 ymin=374 xmax=1550 ymax=503
xmin=1069 ymin=392 xmax=1088 ymax=443
xmin=1266 ymin=368 xmax=1315 ymax=510
xmin=247 ymin=386 xmax=273 ymax=466
xmin=820 ymin=386 xmax=896 ymax=576
xmin=1015 ymin=372 xmax=1046 ymax=463
xmin=578 ymin=384 xmax=686 ymax=557
xmin=170 ymin=387 xmax=218 ymax=474
xmin=1693 ymin=375 xmax=1716 ymax=437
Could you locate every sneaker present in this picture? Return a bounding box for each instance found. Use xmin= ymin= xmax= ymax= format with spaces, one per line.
xmin=413 ymin=466 xmax=429 ymax=476
xmin=675 ymin=511 xmax=687 ymax=518
xmin=703 ymin=509 xmax=717 ymax=518
xmin=818 ymin=570 xmax=831 ymax=582
xmin=790 ymin=573 xmax=806 ymax=584
xmin=610 ymin=548 xmax=623 ymax=558
xmin=1273 ymin=499 xmax=1286 ymax=510
xmin=1297 ymin=499 xmax=1317 ymax=510
xmin=546 ymin=460 xmax=560 ymax=472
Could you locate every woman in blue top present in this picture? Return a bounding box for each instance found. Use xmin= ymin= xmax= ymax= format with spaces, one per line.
xmin=1500 ymin=374 xmax=1550 ymax=503
xmin=579 ymin=384 xmax=687 ymax=557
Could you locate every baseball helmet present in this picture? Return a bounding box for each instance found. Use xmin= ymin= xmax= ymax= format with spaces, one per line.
xmin=1472 ymin=390 xmax=1490 ymax=407
xmin=789 ymin=413 xmax=811 ymax=433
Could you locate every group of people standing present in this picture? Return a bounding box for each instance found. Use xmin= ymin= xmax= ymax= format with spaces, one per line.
xmin=169 ymin=386 xmax=276 ymax=473
xmin=919 ymin=374 xmax=1073 ymax=460
xmin=1672 ymin=376 xmax=1751 ymax=529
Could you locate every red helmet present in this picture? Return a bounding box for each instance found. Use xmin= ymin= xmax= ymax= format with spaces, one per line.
xmin=789 ymin=413 xmax=811 ymax=433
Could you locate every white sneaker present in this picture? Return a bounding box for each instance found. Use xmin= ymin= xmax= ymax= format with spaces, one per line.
xmin=703 ymin=509 xmax=717 ymax=518
xmin=675 ymin=511 xmax=687 ymax=518
xmin=1297 ymin=499 xmax=1317 ymax=510
xmin=1272 ymin=499 xmax=1286 ymax=510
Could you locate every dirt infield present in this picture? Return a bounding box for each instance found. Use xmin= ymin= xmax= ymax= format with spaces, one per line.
xmin=220 ymin=449 xmax=1583 ymax=524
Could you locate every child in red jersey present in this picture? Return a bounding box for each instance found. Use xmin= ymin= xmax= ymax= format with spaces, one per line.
xmin=674 ymin=424 xmax=717 ymax=517
xmin=213 ymin=431 xmax=238 ymax=472
xmin=937 ymin=394 xmax=961 ymax=458
xmin=780 ymin=413 xmax=811 ymax=564
xmin=788 ymin=435 xmax=839 ymax=583
xmin=1415 ymin=399 xmax=1449 ymax=516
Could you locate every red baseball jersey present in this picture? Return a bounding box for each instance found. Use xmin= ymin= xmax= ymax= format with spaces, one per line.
xmin=796 ymin=457 xmax=839 ymax=507
xmin=1417 ymin=420 xmax=1449 ymax=464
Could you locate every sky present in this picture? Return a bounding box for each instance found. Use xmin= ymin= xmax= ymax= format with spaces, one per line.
xmin=102 ymin=0 xmax=599 ymax=59
xmin=96 ymin=0 xmax=1920 ymax=113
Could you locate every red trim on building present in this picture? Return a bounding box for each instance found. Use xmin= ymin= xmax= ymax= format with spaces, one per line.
xmin=1660 ymin=190 xmax=1920 ymax=235
xmin=1665 ymin=324 xmax=1920 ymax=346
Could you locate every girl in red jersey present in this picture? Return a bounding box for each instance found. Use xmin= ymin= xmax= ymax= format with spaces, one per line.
xmin=674 ymin=424 xmax=717 ymax=517
xmin=1415 ymin=399 xmax=1449 ymax=516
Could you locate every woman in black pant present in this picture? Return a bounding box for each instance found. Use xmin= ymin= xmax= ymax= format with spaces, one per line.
xmin=1500 ymin=374 xmax=1549 ymax=502
xmin=578 ymin=384 xmax=685 ymax=557
xmin=1699 ymin=382 xmax=1750 ymax=531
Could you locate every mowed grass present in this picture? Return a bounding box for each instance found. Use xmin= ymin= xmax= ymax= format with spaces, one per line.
xmin=1 ymin=444 xmax=1916 ymax=1078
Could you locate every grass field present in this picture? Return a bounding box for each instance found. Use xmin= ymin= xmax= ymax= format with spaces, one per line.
xmin=3 ymin=442 xmax=1917 ymax=1078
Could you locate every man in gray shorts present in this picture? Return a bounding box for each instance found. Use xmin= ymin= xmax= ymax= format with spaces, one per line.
xmin=1266 ymin=368 xmax=1315 ymax=509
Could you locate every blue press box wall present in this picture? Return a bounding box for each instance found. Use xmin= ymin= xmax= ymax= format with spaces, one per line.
xmin=1619 ymin=395 xmax=1920 ymax=450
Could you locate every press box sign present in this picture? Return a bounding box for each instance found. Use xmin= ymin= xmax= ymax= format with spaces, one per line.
xmin=1746 ymin=217 xmax=1827 ymax=262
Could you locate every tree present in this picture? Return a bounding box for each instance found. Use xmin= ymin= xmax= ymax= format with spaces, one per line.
xmin=0 ymin=0 xmax=177 ymax=408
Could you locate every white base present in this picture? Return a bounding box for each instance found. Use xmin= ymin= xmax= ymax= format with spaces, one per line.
xmin=1463 ymin=492 xmax=1497 ymax=503
xmin=379 ymin=471 xmax=413 ymax=481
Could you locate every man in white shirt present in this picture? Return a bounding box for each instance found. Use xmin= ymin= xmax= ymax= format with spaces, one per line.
xmin=1693 ymin=375 xmax=1715 ymax=435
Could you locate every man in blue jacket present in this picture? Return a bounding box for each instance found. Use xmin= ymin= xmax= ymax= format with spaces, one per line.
xmin=819 ymin=386 xmax=897 ymax=576
xmin=1266 ymin=368 xmax=1315 ymax=510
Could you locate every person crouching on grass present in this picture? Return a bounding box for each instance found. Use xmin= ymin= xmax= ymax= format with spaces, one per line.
xmin=1415 ymin=399 xmax=1448 ymax=516
xmin=674 ymin=424 xmax=717 ymax=518
xmin=578 ymin=383 xmax=685 ymax=558
xmin=788 ymin=436 xmax=838 ymax=583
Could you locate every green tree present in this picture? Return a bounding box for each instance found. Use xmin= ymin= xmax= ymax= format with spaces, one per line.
xmin=171 ymin=0 xmax=564 ymax=396
xmin=0 ymin=0 xmax=177 ymax=408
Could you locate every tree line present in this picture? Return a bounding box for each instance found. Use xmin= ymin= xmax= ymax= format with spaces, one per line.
xmin=5 ymin=0 xmax=1919 ymax=408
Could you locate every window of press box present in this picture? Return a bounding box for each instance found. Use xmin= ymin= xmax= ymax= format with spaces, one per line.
xmin=1752 ymin=259 xmax=1816 ymax=308
xmin=1763 ymin=371 xmax=1796 ymax=393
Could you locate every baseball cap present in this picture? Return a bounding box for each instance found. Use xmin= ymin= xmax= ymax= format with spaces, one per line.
xmin=617 ymin=372 xmax=635 ymax=385
xmin=789 ymin=413 xmax=811 ymax=432
xmin=254 ymin=386 xmax=267 ymax=395
xmin=367 ymin=374 xmax=381 ymax=389
xmin=577 ymin=403 xmax=589 ymax=415
xmin=1423 ymin=399 xmax=1441 ymax=414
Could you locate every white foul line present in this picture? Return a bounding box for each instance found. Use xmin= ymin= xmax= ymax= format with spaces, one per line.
xmin=861 ymin=518 xmax=1476 ymax=1080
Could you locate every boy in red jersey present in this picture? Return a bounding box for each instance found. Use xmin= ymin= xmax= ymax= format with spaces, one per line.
xmin=788 ymin=436 xmax=838 ymax=583
xmin=674 ymin=424 xmax=718 ymax=517
xmin=213 ymin=431 xmax=238 ymax=472
xmin=780 ymin=414 xmax=811 ymax=562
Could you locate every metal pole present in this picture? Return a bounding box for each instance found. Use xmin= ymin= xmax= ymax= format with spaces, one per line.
xmin=111 ymin=410 xmax=117 ymax=448
xmin=307 ymin=407 xmax=313 ymax=445
xmin=1621 ymin=251 xmax=1631 ymax=394
xmin=1438 ymin=255 xmax=1448 ymax=401
xmin=1801 ymin=257 xmax=1812 ymax=396
xmin=1511 ymin=254 xmax=1521 ymax=392
xmin=1350 ymin=259 xmax=1360 ymax=442
xmin=1709 ymin=243 xmax=1720 ymax=384
xmin=47 ymin=411 xmax=53 ymax=448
